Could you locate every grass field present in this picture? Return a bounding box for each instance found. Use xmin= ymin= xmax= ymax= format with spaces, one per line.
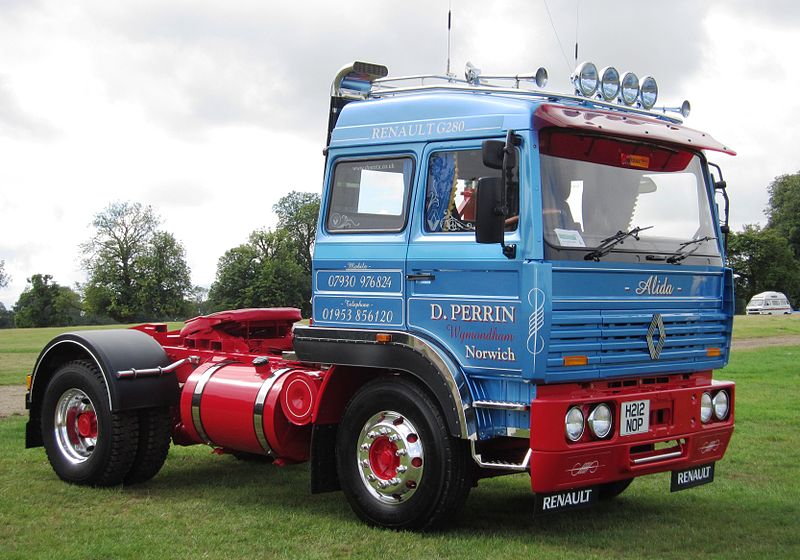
xmin=0 ymin=320 xmax=799 ymax=558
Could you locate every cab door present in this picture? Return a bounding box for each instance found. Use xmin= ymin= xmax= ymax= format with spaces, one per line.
xmin=405 ymin=139 xmax=527 ymax=376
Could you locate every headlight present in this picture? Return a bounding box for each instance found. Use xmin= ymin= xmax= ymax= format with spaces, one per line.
xmin=588 ymin=403 xmax=613 ymax=438
xmin=573 ymin=62 xmax=598 ymax=97
xmin=639 ymin=76 xmax=658 ymax=109
xmin=599 ymin=66 xmax=620 ymax=101
xmin=713 ymin=390 xmax=729 ymax=420
xmin=620 ymin=72 xmax=639 ymax=105
xmin=565 ymin=406 xmax=585 ymax=441
xmin=700 ymin=392 xmax=713 ymax=423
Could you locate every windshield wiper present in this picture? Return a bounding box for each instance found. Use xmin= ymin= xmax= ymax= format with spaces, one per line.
xmin=584 ymin=225 xmax=653 ymax=262
xmin=665 ymin=236 xmax=717 ymax=264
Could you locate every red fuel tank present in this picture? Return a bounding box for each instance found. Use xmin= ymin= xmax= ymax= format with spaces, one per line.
xmin=178 ymin=359 xmax=322 ymax=462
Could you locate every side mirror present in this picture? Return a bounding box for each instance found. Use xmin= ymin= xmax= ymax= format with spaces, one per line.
xmin=482 ymin=140 xmax=504 ymax=169
xmin=475 ymin=177 xmax=505 ymax=244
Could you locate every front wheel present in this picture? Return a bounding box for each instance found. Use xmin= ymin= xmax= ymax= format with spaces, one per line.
xmin=41 ymin=360 xmax=139 ymax=486
xmin=336 ymin=377 xmax=473 ymax=530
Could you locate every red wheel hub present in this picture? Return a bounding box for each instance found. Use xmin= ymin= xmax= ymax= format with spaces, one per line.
xmin=368 ymin=436 xmax=400 ymax=480
xmin=77 ymin=411 xmax=97 ymax=439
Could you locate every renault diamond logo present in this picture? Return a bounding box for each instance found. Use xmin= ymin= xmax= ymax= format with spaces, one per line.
xmin=646 ymin=314 xmax=666 ymax=360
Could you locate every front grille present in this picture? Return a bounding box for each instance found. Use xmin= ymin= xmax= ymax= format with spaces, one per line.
xmin=546 ymin=309 xmax=729 ymax=379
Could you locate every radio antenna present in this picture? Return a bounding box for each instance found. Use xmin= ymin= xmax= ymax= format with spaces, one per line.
xmin=574 ymin=0 xmax=580 ymax=64
xmin=446 ymin=1 xmax=453 ymax=77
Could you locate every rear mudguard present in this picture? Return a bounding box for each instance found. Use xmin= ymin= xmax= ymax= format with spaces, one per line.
xmin=26 ymin=329 xmax=176 ymax=448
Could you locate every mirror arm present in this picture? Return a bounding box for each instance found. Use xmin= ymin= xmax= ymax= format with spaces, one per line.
xmin=708 ymin=161 xmax=730 ymax=253
xmin=500 ymin=130 xmax=522 ymax=260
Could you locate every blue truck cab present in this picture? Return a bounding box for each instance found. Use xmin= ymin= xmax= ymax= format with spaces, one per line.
xmin=293 ymin=61 xmax=735 ymax=524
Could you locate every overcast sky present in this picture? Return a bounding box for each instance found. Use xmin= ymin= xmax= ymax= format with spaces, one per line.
xmin=1 ymin=0 xmax=799 ymax=308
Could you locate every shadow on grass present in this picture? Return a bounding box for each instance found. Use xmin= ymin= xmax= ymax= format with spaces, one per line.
xmin=129 ymin=449 xmax=726 ymax=540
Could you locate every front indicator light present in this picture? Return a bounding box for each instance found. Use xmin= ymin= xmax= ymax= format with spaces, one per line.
xmin=700 ymin=392 xmax=713 ymax=423
xmin=565 ymin=406 xmax=585 ymax=442
xmin=588 ymin=403 xmax=613 ymax=438
xmin=713 ymin=390 xmax=729 ymax=420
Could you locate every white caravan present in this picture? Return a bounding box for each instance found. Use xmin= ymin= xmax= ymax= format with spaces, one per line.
xmin=745 ymin=291 xmax=793 ymax=315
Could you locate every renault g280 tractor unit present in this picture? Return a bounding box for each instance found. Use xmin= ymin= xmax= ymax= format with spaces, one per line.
xmin=25 ymin=61 xmax=736 ymax=530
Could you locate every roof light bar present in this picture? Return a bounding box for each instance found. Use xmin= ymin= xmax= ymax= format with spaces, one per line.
xmin=572 ymin=61 xmax=599 ymax=97
xmin=620 ymin=71 xmax=640 ymax=106
xmin=599 ymin=66 xmax=620 ymax=101
xmin=639 ymin=75 xmax=658 ymax=109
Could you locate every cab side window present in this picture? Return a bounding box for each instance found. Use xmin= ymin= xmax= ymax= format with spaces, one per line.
xmin=424 ymin=149 xmax=518 ymax=233
xmin=326 ymin=157 xmax=414 ymax=233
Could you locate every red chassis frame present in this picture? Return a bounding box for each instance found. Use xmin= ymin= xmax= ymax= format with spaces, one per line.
xmin=528 ymin=372 xmax=734 ymax=493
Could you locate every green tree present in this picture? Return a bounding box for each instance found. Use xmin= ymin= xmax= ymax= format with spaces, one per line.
xmin=728 ymin=225 xmax=800 ymax=309
xmin=13 ymin=274 xmax=83 ymax=327
xmin=136 ymin=231 xmax=192 ymax=320
xmin=766 ymin=171 xmax=800 ymax=258
xmin=0 ymin=303 xmax=14 ymax=328
xmin=0 ymin=259 xmax=9 ymax=288
xmin=273 ymin=191 xmax=320 ymax=275
xmin=209 ymin=191 xmax=319 ymax=316
xmin=82 ymin=202 xmax=193 ymax=322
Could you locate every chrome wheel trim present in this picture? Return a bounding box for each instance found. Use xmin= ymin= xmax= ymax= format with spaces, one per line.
xmin=356 ymin=410 xmax=424 ymax=505
xmin=54 ymin=388 xmax=97 ymax=464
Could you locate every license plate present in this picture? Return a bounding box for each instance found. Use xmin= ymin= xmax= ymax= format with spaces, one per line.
xmin=620 ymin=399 xmax=650 ymax=436
xmin=671 ymin=463 xmax=715 ymax=492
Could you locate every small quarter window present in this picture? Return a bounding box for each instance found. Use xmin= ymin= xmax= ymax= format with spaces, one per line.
xmin=327 ymin=157 xmax=413 ymax=232
xmin=425 ymin=149 xmax=518 ymax=233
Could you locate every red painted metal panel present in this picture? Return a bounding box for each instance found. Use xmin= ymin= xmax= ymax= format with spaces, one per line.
xmin=534 ymin=103 xmax=736 ymax=156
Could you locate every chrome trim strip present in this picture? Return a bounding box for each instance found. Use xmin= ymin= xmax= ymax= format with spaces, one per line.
xmin=252 ymin=368 xmax=293 ymax=456
xmin=31 ymin=340 xmax=113 ymax=409
xmin=473 ymin=400 xmax=529 ymax=411
xmin=631 ymin=450 xmax=682 ymax=465
xmin=294 ymin=326 xmax=475 ymax=439
xmin=191 ymin=361 xmax=236 ymax=445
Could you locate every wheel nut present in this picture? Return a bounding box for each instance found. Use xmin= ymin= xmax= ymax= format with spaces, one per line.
xmin=388 ymin=434 xmax=400 ymax=442
xmin=361 ymin=459 xmax=370 ymax=468
xmin=397 ymin=465 xmax=407 ymax=473
xmin=360 ymin=443 xmax=370 ymax=451
xmin=395 ymin=449 xmax=407 ymax=456
xmin=367 ymin=431 xmax=378 ymax=439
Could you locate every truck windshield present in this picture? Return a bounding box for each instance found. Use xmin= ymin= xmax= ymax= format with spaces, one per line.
xmin=539 ymin=129 xmax=720 ymax=261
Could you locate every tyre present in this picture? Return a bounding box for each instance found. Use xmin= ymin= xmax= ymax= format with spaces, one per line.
xmin=598 ymin=478 xmax=633 ymax=500
xmin=124 ymin=407 xmax=172 ymax=484
xmin=336 ymin=377 xmax=473 ymax=530
xmin=41 ymin=360 xmax=139 ymax=486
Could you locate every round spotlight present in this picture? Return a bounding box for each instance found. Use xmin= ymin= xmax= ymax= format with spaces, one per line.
xmin=639 ymin=75 xmax=658 ymax=109
xmin=534 ymin=66 xmax=548 ymax=88
xmin=620 ymin=72 xmax=639 ymax=106
xmin=680 ymin=99 xmax=691 ymax=118
xmin=588 ymin=403 xmax=613 ymax=438
xmin=700 ymin=392 xmax=713 ymax=423
xmin=599 ymin=66 xmax=620 ymax=101
xmin=713 ymin=390 xmax=729 ymax=420
xmin=573 ymin=61 xmax=598 ymax=97
xmin=565 ymin=406 xmax=585 ymax=442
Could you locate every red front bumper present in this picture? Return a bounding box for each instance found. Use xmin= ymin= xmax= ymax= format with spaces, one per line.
xmin=528 ymin=373 xmax=734 ymax=493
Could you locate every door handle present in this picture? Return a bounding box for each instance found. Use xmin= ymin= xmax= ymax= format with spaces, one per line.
xmin=406 ymin=273 xmax=436 ymax=282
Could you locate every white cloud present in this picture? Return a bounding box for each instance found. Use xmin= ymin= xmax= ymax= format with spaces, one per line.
xmin=1 ymin=0 xmax=798 ymax=308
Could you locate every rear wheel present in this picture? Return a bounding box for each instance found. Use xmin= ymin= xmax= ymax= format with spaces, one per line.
xmin=336 ymin=377 xmax=472 ymax=530
xmin=124 ymin=407 xmax=172 ymax=484
xmin=41 ymin=360 xmax=139 ymax=486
